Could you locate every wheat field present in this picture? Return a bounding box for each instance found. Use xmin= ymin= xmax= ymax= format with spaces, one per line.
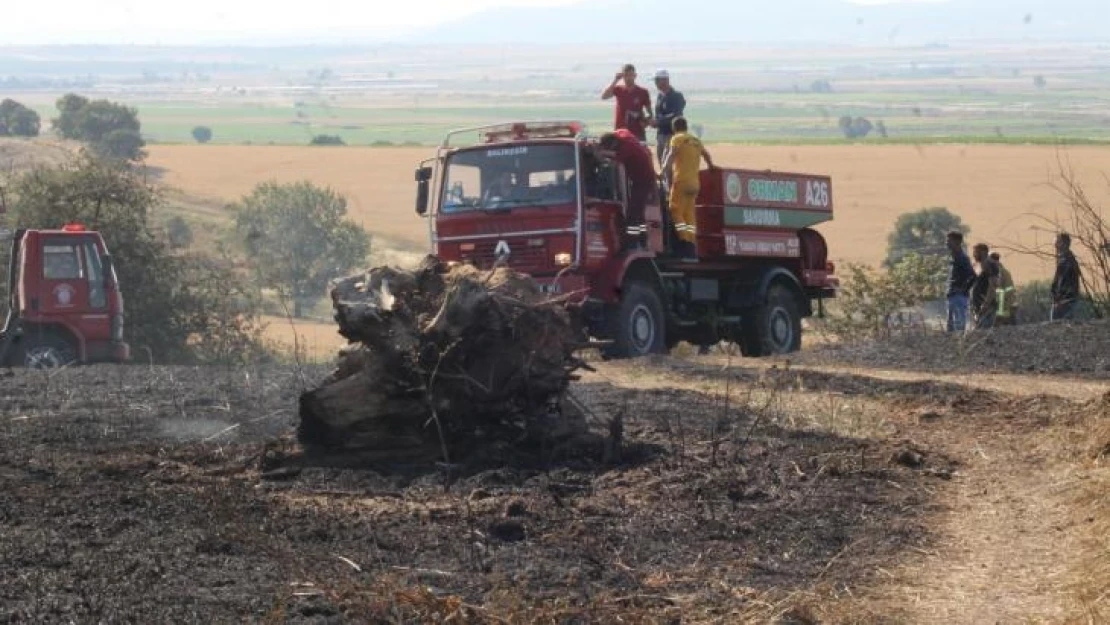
xmin=147 ymin=143 xmax=1110 ymax=282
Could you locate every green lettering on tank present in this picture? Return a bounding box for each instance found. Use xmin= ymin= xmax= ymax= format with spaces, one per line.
xmin=724 ymin=206 xmax=832 ymax=229
xmin=747 ymin=179 xmax=798 ymax=203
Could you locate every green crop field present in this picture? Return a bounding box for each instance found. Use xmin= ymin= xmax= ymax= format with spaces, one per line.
xmin=9 ymin=43 xmax=1110 ymax=147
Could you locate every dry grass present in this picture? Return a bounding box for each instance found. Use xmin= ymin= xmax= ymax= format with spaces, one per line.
xmin=147 ymin=143 xmax=1110 ymax=283
xmin=260 ymin=315 xmax=344 ymax=363
xmin=0 ymin=137 xmax=78 ymax=174
xmin=1065 ymin=394 xmax=1110 ymax=623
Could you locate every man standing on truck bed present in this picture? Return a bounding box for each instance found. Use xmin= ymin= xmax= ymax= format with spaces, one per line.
xmin=599 ymin=129 xmax=656 ymax=249
xmin=648 ymin=69 xmax=686 ymax=165
xmin=602 ymin=64 xmax=652 ymax=141
xmin=661 ymin=117 xmax=715 ymax=261
xmin=945 ymin=231 xmax=974 ymax=333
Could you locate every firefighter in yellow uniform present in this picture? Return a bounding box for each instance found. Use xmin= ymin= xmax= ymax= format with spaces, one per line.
xmin=661 ymin=117 xmax=715 ymax=260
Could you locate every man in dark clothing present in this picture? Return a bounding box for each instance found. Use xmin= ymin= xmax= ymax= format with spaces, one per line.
xmin=649 ymin=69 xmax=686 ymax=166
xmin=601 ymin=64 xmax=652 ymax=141
xmin=945 ymin=231 xmax=975 ymax=332
xmin=1051 ymin=232 xmax=1082 ymax=321
xmin=970 ymin=243 xmax=1000 ymax=329
xmin=599 ymin=129 xmax=656 ymax=248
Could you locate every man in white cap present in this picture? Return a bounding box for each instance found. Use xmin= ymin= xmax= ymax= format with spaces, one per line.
xmin=649 ymin=69 xmax=686 ymax=165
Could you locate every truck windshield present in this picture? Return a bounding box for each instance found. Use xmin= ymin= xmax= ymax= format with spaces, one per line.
xmin=440 ymin=144 xmax=576 ymax=213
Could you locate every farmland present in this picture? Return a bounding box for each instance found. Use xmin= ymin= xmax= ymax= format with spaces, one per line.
xmin=8 ymin=42 xmax=1110 ymax=147
xmin=148 ymin=142 xmax=1110 ymax=284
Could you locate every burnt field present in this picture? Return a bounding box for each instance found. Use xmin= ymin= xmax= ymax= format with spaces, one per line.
xmin=0 ymin=342 xmax=1106 ymax=623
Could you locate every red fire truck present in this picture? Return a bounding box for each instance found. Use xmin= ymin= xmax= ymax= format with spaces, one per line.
xmin=0 ymin=224 xmax=130 ymax=368
xmin=414 ymin=121 xmax=838 ymax=357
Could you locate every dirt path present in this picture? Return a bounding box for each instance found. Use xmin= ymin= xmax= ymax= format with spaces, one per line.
xmin=881 ymin=423 xmax=1079 ymax=622
xmin=628 ymin=355 xmax=1103 ymax=622
xmin=842 ymin=374 xmax=1099 ymax=622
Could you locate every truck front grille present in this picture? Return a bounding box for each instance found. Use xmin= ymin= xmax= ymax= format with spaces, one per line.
xmin=464 ymin=240 xmax=553 ymax=273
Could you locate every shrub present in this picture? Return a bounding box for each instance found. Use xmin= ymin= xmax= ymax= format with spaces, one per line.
xmin=1014 ymin=279 xmax=1099 ymax=324
xmin=191 ymin=126 xmax=213 ymax=144
xmin=310 ymin=134 xmax=345 ymax=146
xmin=821 ymin=253 xmax=948 ymax=341
xmin=165 ymin=215 xmax=194 ymax=249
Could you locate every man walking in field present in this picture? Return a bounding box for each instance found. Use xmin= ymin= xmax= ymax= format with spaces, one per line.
xmin=944 ymin=231 xmax=975 ymax=332
xmin=970 ymin=243 xmax=1000 ymax=330
xmin=601 ymin=64 xmax=653 ymax=141
xmin=661 ymin=117 xmax=715 ymax=261
xmin=1051 ymin=232 xmax=1082 ymax=321
xmin=599 ymin=129 xmax=656 ymax=249
xmin=648 ymin=69 xmax=686 ymax=166
xmin=989 ymin=251 xmax=1017 ymax=324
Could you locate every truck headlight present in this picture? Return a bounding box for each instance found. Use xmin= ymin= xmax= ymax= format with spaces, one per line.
xmin=554 ymin=252 xmax=572 ymax=266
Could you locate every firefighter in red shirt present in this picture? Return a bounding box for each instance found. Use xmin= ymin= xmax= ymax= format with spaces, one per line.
xmin=601 ymin=64 xmax=653 ymax=141
xmin=599 ymin=129 xmax=656 ymax=249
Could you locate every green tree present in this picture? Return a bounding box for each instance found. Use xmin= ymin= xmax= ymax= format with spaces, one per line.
xmin=0 ymin=99 xmax=41 ymax=137
xmin=310 ymin=134 xmax=345 ymax=146
xmin=92 ymin=128 xmax=146 ymax=161
xmin=9 ymin=153 xmax=262 ymax=363
xmin=885 ymin=207 xmax=969 ymax=267
xmin=192 ymin=126 xmax=213 ymax=144
xmin=52 ymin=93 xmax=89 ymax=139
xmin=839 ymin=116 xmax=874 ymax=139
xmin=233 ymin=181 xmax=371 ymax=317
xmin=69 ymin=99 xmax=141 ymax=141
xmin=51 ymin=95 xmax=145 ymax=161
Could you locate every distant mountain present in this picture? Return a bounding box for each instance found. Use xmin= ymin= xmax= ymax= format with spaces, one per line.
xmin=413 ymin=0 xmax=1110 ymax=45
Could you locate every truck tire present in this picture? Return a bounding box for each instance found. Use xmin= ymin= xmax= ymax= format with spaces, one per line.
xmin=22 ymin=334 xmax=78 ymax=369
xmin=603 ymin=282 xmax=667 ymax=359
xmin=743 ymin=284 xmax=802 ymax=357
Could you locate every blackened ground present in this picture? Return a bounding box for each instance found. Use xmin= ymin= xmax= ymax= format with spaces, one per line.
xmin=802 ymin=319 xmax=1110 ymax=377
xmin=0 ymin=361 xmax=952 ymax=623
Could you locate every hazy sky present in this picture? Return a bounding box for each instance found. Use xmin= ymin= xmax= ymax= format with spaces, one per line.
xmin=1 ymin=0 xmax=943 ymax=45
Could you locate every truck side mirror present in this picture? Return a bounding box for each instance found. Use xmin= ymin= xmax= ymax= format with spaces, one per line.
xmin=414 ymin=166 xmax=433 ymax=216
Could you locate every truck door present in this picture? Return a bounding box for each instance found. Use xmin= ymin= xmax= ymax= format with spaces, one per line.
xmin=36 ymin=237 xmax=90 ymax=317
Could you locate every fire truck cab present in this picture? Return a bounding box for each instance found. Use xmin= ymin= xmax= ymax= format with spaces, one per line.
xmin=415 ymin=120 xmax=838 ymax=358
xmin=0 ymin=225 xmax=130 ymax=368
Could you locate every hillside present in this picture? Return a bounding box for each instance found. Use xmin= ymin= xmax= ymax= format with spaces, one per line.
xmin=418 ymin=0 xmax=1110 ymax=45
xmin=0 ymin=138 xmax=76 ymax=174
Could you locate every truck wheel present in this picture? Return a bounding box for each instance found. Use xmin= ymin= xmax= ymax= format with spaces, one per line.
xmin=744 ymin=284 xmax=802 ymax=357
xmin=604 ymin=282 xmax=667 ymax=359
xmin=23 ymin=335 xmax=77 ymax=369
